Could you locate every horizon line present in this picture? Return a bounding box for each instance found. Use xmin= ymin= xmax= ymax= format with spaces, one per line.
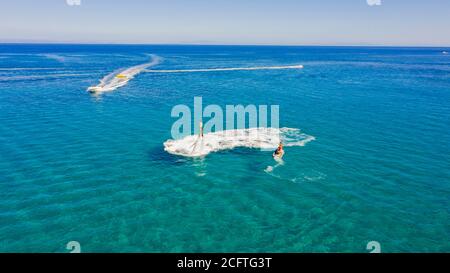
xmin=1 ymin=41 xmax=450 ymax=48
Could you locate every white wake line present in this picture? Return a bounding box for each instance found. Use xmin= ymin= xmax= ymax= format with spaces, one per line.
xmin=0 ymin=68 xmax=60 ymax=71
xmin=0 ymin=73 xmax=91 ymax=81
xmin=87 ymin=54 xmax=161 ymax=93
xmin=145 ymin=65 xmax=304 ymax=73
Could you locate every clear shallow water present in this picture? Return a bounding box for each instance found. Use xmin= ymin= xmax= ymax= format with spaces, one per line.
xmin=0 ymin=44 xmax=449 ymax=252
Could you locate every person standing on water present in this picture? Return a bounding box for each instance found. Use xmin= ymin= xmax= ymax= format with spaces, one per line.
xmin=190 ymin=122 xmax=204 ymax=154
xmin=199 ymin=121 xmax=204 ymax=138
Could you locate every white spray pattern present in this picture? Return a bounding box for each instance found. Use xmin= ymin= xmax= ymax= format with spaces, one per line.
xmin=88 ymin=54 xmax=162 ymax=93
xmin=164 ymin=127 xmax=315 ymax=157
xmin=145 ymin=64 xmax=303 ymax=74
xmin=265 ymin=158 xmax=284 ymax=173
xmin=42 ymin=54 xmax=66 ymax=63
xmin=99 ymin=68 xmax=122 ymax=86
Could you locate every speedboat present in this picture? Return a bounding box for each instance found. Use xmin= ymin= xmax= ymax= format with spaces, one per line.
xmin=87 ymin=86 xmax=104 ymax=93
xmin=87 ymin=74 xmax=130 ymax=93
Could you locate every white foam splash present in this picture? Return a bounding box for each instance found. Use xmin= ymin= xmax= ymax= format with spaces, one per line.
xmin=87 ymin=54 xmax=161 ymax=93
xmin=164 ymin=127 xmax=315 ymax=157
xmin=265 ymin=159 xmax=284 ymax=173
xmin=145 ymin=64 xmax=303 ymax=73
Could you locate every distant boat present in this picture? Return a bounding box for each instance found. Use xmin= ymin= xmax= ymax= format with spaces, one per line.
xmin=87 ymin=73 xmax=131 ymax=93
xmin=443 ymin=51 xmax=449 ymax=55
xmin=87 ymin=55 xmax=161 ymax=94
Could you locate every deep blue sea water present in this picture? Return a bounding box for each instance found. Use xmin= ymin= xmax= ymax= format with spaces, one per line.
xmin=0 ymin=44 xmax=449 ymax=252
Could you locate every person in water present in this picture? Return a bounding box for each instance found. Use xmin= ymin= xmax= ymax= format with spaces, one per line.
xmin=274 ymin=142 xmax=284 ymax=156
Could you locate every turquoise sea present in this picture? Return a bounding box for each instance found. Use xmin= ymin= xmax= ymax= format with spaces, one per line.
xmin=0 ymin=44 xmax=449 ymax=252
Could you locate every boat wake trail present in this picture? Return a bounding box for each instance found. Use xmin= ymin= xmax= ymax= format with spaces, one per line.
xmin=42 ymin=54 xmax=66 ymax=63
xmin=145 ymin=64 xmax=303 ymax=74
xmin=0 ymin=73 xmax=90 ymax=82
xmin=87 ymin=54 xmax=161 ymax=93
xmin=265 ymin=159 xmax=284 ymax=173
xmin=164 ymin=127 xmax=315 ymax=157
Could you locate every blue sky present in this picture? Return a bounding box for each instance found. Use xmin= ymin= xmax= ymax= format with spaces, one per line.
xmin=1 ymin=0 xmax=449 ymax=46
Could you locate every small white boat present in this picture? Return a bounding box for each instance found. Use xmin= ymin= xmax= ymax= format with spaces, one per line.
xmin=87 ymin=74 xmax=130 ymax=93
